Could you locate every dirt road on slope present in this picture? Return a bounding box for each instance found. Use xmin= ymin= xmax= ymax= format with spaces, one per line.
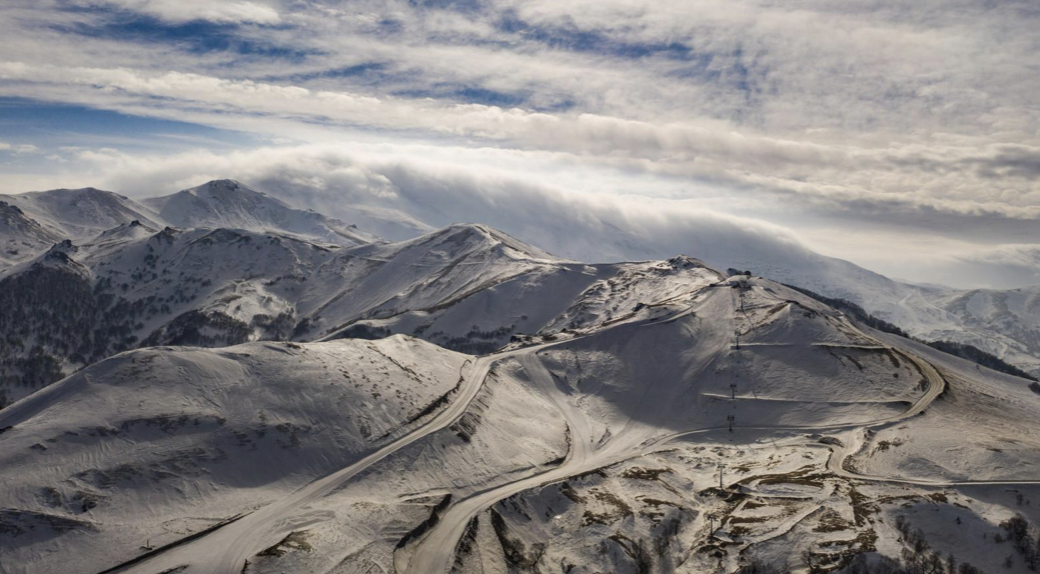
xmin=110 ymin=286 xmax=718 ymax=574
xmin=115 ymin=356 xmax=499 ymax=574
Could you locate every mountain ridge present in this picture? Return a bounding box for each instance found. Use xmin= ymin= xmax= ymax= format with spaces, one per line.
xmin=2 ymin=177 xmax=1040 ymax=385
xmin=143 ymin=179 xmax=378 ymax=246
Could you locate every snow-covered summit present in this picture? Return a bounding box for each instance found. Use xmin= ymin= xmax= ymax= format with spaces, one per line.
xmin=0 ymin=187 xmax=162 ymax=240
xmin=354 ymin=222 xmax=565 ymax=264
xmin=0 ymin=200 xmax=62 ymax=266
xmin=144 ymin=179 xmax=377 ymax=246
xmin=85 ymin=219 xmax=158 ymax=250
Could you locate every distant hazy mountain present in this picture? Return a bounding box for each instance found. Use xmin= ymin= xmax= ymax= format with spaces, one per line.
xmin=143 ymin=179 xmax=377 ymax=246
xmin=0 ymin=179 xmax=376 ymax=251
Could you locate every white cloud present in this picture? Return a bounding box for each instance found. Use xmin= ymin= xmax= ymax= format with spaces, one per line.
xmin=0 ymin=142 xmax=39 ymax=155
xmin=69 ymin=0 xmax=281 ymax=24
xmin=67 ymin=142 xmax=812 ymax=266
xmin=2 ymin=60 xmax=1038 ymax=227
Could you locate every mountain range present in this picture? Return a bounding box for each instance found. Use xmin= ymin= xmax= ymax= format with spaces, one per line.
xmin=2 ymin=180 xmax=1039 ymax=397
xmin=2 ymin=179 xmax=1040 ymax=574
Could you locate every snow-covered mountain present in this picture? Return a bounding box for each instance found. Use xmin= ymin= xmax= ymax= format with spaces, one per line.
xmin=3 ymin=267 xmax=1038 ymax=574
xmin=143 ymin=179 xmax=377 ymax=246
xmin=918 ymin=285 xmax=1040 ymax=375
xmin=3 ymin=184 xmax=1040 ymax=573
xmin=0 ymin=180 xmax=377 ymax=260
xmin=0 ymin=187 xmax=162 ymax=241
xmin=759 ymin=252 xmax=1040 ymax=378
xmin=0 ymin=180 xmax=1034 ymax=380
xmin=0 ymin=200 xmax=62 ymax=267
xmin=0 ymin=220 xmax=717 ymax=407
xmin=3 ymin=178 xmax=1040 ymax=398
xmin=184 ymin=178 xmax=1040 ymax=377
xmin=0 ymin=226 xmax=332 ymax=408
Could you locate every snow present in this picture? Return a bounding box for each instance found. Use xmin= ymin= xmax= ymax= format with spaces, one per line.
xmin=1 ymin=184 xmax=1040 ymax=574
xmin=0 ymin=336 xmax=468 ymax=573
xmin=0 ymin=188 xmax=162 ymax=240
xmin=0 ymin=201 xmax=62 ymax=267
xmin=143 ymin=179 xmax=377 ymax=246
xmin=6 ymin=267 xmax=1038 ymax=573
xmin=3 ymin=179 xmax=1040 ymax=380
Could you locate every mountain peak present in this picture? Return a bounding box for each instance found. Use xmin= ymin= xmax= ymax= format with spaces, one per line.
xmin=0 ymin=186 xmax=161 ymax=241
xmin=41 ymin=239 xmax=78 ymax=263
xmin=406 ymin=222 xmax=564 ymax=262
xmin=0 ymin=200 xmax=24 ymax=216
xmin=145 ymin=180 xmax=376 ymax=247
xmin=665 ymin=254 xmax=712 ymax=271
xmin=89 ymin=219 xmax=159 ymax=245
xmin=46 ymin=238 xmax=76 ymax=255
xmin=186 ymin=179 xmax=262 ymax=198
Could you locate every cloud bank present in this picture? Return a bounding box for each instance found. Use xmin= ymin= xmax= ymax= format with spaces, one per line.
xmin=58 ymin=142 xmax=1021 ymax=291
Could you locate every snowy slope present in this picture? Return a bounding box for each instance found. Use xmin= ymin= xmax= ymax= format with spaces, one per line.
xmin=255 ymin=177 xmax=1040 ymax=379
xmin=0 ymin=226 xmax=338 ymax=407
xmin=3 ymin=270 xmax=1039 ymax=574
xmin=918 ymin=286 xmax=1040 ymax=376
xmin=0 ymin=201 xmax=61 ymax=266
xmin=254 ymin=180 xmax=1040 ymax=378
xmin=4 ymin=182 xmax=1040 ymax=574
xmin=0 ymin=222 xmax=723 ymax=406
xmin=0 ymin=187 xmax=162 ymax=240
xmin=727 ymin=247 xmax=1040 ymax=379
xmin=0 ymin=180 xmax=381 ymax=272
xmin=0 ymin=336 xmax=468 ymax=574
xmin=143 ymin=179 xmax=377 ymax=246
xmin=4 ymin=179 xmax=1039 ymax=381
xmin=0 ymin=221 xmax=563 ymax=404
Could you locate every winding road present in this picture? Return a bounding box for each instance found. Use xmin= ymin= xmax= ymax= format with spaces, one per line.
xmin=106 ymin=278 xmax=1040 ymax=574
xmin=113 ymin=354 xmax=504 ymax=574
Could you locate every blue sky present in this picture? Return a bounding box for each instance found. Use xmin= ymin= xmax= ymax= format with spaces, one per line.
xmin=1 ymin=0 xmax=1039 ymax=287
xmin=0 ymin=97 xmax=254 ymax=150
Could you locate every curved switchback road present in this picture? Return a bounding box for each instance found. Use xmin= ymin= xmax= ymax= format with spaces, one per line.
xmin=109 ymin=276 xmax=1040 ymax=574
xmin=399 ymin=288 xmax=1031 ymax=574
xmin=114 ymin=354 xmax=502 ymax=574
xmin=111 ymin=283 xmax=721 ymax=574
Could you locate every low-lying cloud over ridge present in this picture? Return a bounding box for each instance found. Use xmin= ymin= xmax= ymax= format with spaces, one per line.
xmin=51 ymin=142 xmax=1025 ymax=289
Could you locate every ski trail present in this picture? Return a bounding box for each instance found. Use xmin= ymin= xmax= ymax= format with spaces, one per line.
xmin=401 ymin=287 xmax=735 ymax=573
xmin=397 ymin=351 xmax=604 ymax=573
